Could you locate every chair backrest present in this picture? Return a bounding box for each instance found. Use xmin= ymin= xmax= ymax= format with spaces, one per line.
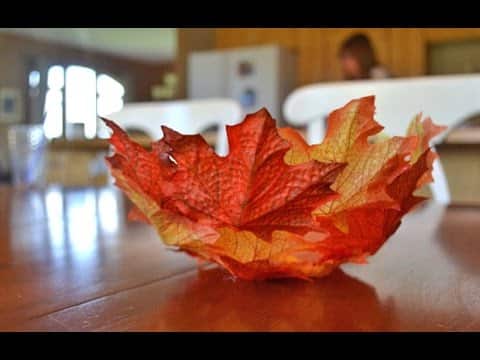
xmin=283 ymin=74 xmax=480 ymax=205
xmin=101 ymin=98 xmax=243 ymax=156
xmin=283 ymin=74 xmax=480 ymax=144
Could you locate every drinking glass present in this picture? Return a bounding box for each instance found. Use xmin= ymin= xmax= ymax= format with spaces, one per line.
xmin=7 ymin=124 xmax=46 ymax=188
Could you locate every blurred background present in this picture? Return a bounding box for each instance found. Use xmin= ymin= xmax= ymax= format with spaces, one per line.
xmin=0 ymin=28 xmax=479 ymax=205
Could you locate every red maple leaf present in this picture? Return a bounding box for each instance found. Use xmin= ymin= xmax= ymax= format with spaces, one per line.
xmin=105 ymin=96 xmax=445 ymax=280
xmin=279 ymin=96 xmax=446 ymax=263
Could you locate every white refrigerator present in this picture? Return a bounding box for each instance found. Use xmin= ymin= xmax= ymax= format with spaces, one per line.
xmin=188 ymin=45 xmax=297 ymax=125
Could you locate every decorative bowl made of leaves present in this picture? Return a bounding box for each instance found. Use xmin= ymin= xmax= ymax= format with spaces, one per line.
xmin=104 ymin=96 xmax=444 ymax=280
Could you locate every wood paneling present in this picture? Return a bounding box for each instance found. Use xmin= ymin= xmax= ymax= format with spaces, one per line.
xmin=422 ymin=28 xmax=480 ymax=43
xmin=390 ymin=29 xmax=425 ymax=76
xmin=215 ymin=28 xmax=480 ymax=85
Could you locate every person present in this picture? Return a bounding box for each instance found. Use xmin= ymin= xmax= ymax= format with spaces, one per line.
xmin=338 ymin=33 xmax=391 ymax=80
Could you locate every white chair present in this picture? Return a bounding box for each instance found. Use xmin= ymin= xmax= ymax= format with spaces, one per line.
xmin=100 ymin=98 xmax=243 ymax=156
xmin=283 ymin=74 xmax=480 ymax=205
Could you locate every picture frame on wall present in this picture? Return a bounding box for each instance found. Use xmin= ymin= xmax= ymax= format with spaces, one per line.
xmin=0 ymin=87 xmax=23 ymax=123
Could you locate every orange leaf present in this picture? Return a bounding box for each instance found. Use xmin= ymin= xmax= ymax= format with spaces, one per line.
xmin=105 ymin=110 xmax=345 ymax=279
xmin=280 ymin=96 xmax=444 ymax=259
xmin=105 ymin=97 xmax=445 ymax=280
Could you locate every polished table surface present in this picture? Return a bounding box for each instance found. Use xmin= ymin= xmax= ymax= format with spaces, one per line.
xmin=1 ymin=185 xmax=479 ymax=331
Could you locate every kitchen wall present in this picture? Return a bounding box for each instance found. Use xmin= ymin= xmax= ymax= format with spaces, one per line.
xmin=0 ymin=32 xmax=174 ymax=123
xmin=214 ymin=28 xmax=480 ymax=86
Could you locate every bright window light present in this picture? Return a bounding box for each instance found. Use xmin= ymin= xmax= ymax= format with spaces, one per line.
xmin=97 ymin=74 xmax=125 ymax=138
xmin=43 ymin=65 xmax=64 ymax=139
xmin=97 ymin=74 xmax=125 ymax=117
xmin=97 ymin=74 xmax=125 ymax=98
xmin=42 ymin=65 xmax=125 ymax=140
xmin=43 ymin=89 xmax=63 ymax=139
xmin=47 ymin=65 xmax=65 ymax=89
xmin=66 ymin=65 xmax=97 ymax=139
xmin=29 ymin=70 xmax=41 ymax=88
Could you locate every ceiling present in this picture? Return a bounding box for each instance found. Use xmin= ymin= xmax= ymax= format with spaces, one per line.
xmin=0 ymin=28 xmax=177 ymax=62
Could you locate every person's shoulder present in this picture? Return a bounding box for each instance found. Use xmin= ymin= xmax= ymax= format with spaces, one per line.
xmin=370 ymin=65 xmax=391 ymax=79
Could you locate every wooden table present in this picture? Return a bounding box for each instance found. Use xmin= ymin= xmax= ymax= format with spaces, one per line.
xmin=1 ymin=185 xmax=479 ymax=331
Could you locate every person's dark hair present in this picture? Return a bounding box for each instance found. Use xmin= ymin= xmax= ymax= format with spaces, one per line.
xmin=339 ymin=33 xmax=378 ymax=79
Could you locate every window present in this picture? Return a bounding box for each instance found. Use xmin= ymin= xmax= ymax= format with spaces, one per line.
xmin=42 ymin=65 xmax=125 ymax=140
xmin=28 ymin=70 xmax=41 ymax=88
xmin=65 ymin=66 xmax=97 ymax=139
